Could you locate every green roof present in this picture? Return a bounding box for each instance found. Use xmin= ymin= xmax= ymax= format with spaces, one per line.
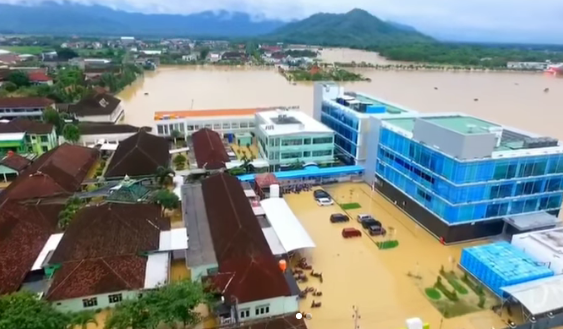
xmin=353 ymin=94 xmax=408 ymax=114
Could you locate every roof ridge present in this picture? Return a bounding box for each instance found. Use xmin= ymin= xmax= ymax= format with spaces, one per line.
xmin=46 ymin=260 xmax=85 ymax=299
xmin=100 ymin=257 xmax=135 ymax=290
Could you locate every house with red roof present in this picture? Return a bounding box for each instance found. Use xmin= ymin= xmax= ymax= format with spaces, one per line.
xmin=0 ymin=97 xmax=55 ymax=120
xmin=28 ymin=71 xmax=53 ymax=86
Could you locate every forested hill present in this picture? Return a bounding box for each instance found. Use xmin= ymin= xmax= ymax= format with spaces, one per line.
xmin=0 ymin=2 xmax=285 ymax=37
xmin=266 ymin=9 xmax=434 ymax=47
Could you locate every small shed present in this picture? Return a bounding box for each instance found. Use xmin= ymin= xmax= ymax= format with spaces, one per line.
xmin=235 ymin=132 xmax=252 ymax=147
xmin=254 ymin=173 xmax=279 ymax=199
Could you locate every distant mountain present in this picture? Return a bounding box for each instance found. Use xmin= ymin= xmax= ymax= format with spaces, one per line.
xmin=267 ymin=9 xmax=434 ymax=47
xmin=0 ymin=2 xmax=285 ymax=37
xmin=386 ymin=21 xmax=418 ymax=33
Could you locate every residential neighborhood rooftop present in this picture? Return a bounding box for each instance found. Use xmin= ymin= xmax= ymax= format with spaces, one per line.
xmin=257 ymin=110 xmax=333 ymax=136
xmin=0 ymin=152 xmax=31 ymax=172
xmin=104 ymin=130 xmax=169 ymax=178
xmin=0 ymin=97 xmax=54 ymax=108
xmin=0 ymin=118 xmax=55 ymax=135
xmin=78 ymin=123 xmax=151 ymax=135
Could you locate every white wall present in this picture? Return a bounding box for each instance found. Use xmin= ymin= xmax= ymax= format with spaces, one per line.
xmin=53 ymin=290 xmax=139 ymax=313
xmin=78 ymin=132 xmax=139 ymax=145
xmin=237 ymin=296 xmax=299 ymax=322
xmin=512 ymin=231 xmax=563 ymax=274
xmin=77 ymin=105 xmax=124 ymax=123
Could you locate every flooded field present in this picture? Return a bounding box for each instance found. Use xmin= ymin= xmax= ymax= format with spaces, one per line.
xmin=284 ymin=182 xmax=510 ymax=329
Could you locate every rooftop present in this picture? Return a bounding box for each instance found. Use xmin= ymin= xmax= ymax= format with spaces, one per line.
xmin=383 ymin=114 xmax=559 ymax=153
xmin=68 ymin=92 xmax=121 ymax=117
xmin=257 ymin=110 xmax=333 ymax=136
xmin=191 ymin=128 xmax=230 ymax=170
xmin=0 ymin=97 xmax=54 ymax=108
xmin=330 ymin=91 xmax=415 ymax=116
xmin=105 ymin=130 xmax=170 ymax=178
xmin=0 ymin=132 xmax=24 ymax=141
xmin=201 ymin=173 xmax=291 ymax=303
xmin=0 ymin=152 xmax=31 ymax=172
xmin=0 ymin=143 xmax=99 ymax=201
xmin=79 ymin=123 xmax=151 ymax=135
xmin=155 ymin=108 xmax=261 ymax=120
xmin=0 ymin=118 xmax=55 ymax=135
xmin=0 ymin=201 xmax=63 ymax=294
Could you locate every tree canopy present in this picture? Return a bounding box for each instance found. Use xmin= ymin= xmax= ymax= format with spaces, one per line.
xmin=62 ymin=123 xmax=81 ymax=143
xmin=153 ymin=189 xmax=180 ymax=210
xmin=0 ymin=291 xmax=69 ymax=329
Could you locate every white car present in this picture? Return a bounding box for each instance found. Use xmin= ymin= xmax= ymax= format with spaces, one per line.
xmin=316 ymin=198 xmax=334 ymax=206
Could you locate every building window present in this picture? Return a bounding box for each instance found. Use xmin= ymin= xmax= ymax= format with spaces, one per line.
xmin=179 ymin=124 xmax=185 ymax=132
xmin=157 ymin=125 xmax=164 ymax=135
xmin=204 ymin=124 xmax=212 ymax=129
xmin=312 ymin=150 xmax=332 ymax=157
xmin=282 ymin=139 xmax=302 ymax=146
xmin=223 ymin=123 xmax=230 ymax=129
xmin=40 ymin=135 xmax=48 ymax=142
xmin=82 ymin=297 xmax=98 ymax=308
xmin=25 ymin=135 xmax=31 ymax=142
xmin=313 ymin=137 xmax=332 ymax=144
xmin=231 ymin=122 xmax=239 ymax=129
xmin=213 ymin=123 xmax=221 ymax=130
xmin=108 ymin=293 xmax=123 ymax=304
xmin=282 ymin=152 xmax=301 ymax=159
xmin=249 ymin=121 xmax=255 ymax=127
xmin=303 ymin=151 xmax=311 ymax=157
xmin=42 ymin=146 xmax=48 ymax=152
xmin=239 ymin=309 xmax=250 ymax=319
xmin=255 ymin=305 xmax=270 ymax=316
xmin=304 ymin=138 xmax=311 ymax=145
xmin=240 ymin=122 xmax=248 ymax=128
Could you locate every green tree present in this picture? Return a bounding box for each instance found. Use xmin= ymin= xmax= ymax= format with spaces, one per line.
xmin=68 ymin=310 xmax=97 ymax=329
xmin=199 ymin=47 xmax=210 ymax=61
xmin=62 ymin=124 xmax=81 ymax=143
xmin=1 ymin=81 xmax=17 ymax=92
xmin=0 ymin=291 xmax=69 ymax=329
xmin=155 ymin=166 xmax=175 ymax=187
xmin=154 ymin=189 xmax=180 ymax=210
xmin=56 ymin=48 xmax=79 ymax=61
xmin=170 ymin=129 xmax=182 ymax=144
xmin=143 ymin=280 xmax=209 ymax=328
xmin=8 ymin=71 xmax=30 ymax=88
xmin=104 ymin=299 xmax=158 ymax=329
xmin=173 ymin=154 xmax=187 ymax=169
xmin=42 ymin=108 xmax=64 ymax=134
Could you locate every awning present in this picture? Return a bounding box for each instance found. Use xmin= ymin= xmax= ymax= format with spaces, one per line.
xmin=501 ymin=275 xmax=563 ymax=315
xmin=262 ymin=227 xmax=286 ymax=255
xmin=32 ymin=233 xmax=64 ymax=270
xmin=159 ymin=228 xmax=188 ymax=251
xmin=260 ymin=198 xmax=315 ymax=252
xmin=144 ymin=253 xmax=170 ymax=289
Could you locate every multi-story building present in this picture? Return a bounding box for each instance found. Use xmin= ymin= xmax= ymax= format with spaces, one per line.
xmin=255 ymin=110 xmax=334 ymax=171
xmin=363 ymin=112 xmax=563 ymax=243
xmin=0 ymin=118 xmax=57 ymax=155
xmin=312 ymin=82 xmax=418 ymax=165
xmin=0 ymin=97 xmax=55 ymax=120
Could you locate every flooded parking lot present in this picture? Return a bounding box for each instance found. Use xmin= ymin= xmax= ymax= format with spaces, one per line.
xmin=284 ymin=182 xmax=508 ymax=329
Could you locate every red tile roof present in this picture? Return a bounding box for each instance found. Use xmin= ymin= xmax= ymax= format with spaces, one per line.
xmin=201 ymin=173 xmax=291 ymax=303
xmin=192 ymin=128 xmax=230 ymax=170
xmin=47 ymin=255 xmax=147 ymax=301
xmin=0 ymin=152 xmax=31 ymax=172
xmin=0 ymin=118 xmax=55 ymax=135
xmin=104 ymin=130 xmax=169 ymax=178
xmin=27 ymin=72 xmax=52 ymax=82
xmin=0 ymin=97 xmax=54 ymax=108
xmin=255 ymin=173 xmax=279 ymax=188
xmin=0 ymin=143 xmax=99 ymax=201
xmin=0 ymin=201 xmax=64 ymax=294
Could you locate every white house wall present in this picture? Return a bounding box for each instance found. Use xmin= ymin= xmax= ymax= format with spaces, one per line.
xmin=53 ymin=290 xmax=139 ymax=313
xmin=237 ymin=296 xmax=299 ymax=322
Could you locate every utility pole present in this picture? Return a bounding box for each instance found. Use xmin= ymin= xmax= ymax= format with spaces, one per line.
xmin=352 ymin=305 xmax=360 ymax=329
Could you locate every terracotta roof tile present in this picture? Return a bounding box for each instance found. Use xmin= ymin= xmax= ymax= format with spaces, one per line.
xmin=0 ymin=118 xmax=55 ymax=135
xmin=49 ymin=203 xmax=168 ymax=264
xmin=192 ymin=128 xmax=230 ymax=170
xmin=0 ymin=202 xmax=64 ymax=294
xmin=79 ymin=123 xmax=151 ymax=135
xmin=0 ymin=97 xmax=54 ymax=108
xmin=27 ymin=72 xmax=52 ymax=82
xmin=255 ymin=173 xmax=279 ymax=188
xmin=104 ymin=130 xmax=169 ymax=177
xmin=201 ymin=173 xmax=291 ymax=303
xmin=68 ymin=92 xmax=121 ymax=117
xmin=0 ymin=153 xmax=31 ymax=172
xmin=0 ymin=143 xmax=99 ymax=201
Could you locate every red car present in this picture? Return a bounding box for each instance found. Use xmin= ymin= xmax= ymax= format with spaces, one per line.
xmin=342 ymin=228 xmax=362 ymax=238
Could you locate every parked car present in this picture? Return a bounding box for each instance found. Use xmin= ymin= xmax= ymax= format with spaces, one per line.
xmin=316 ymin=197 xmax=334 ymax=206
xmin=367 ymin=225 xmax=387 ymax=236
xmin=342 ymin=227 xmax=362 ymax=238
xmin=330 ymin=213 xmax=349 ymax=223
xmin=360 ymin=218 xmax=382 ymax=229
xmin=357 ymin=214 xmax=374 ymax=223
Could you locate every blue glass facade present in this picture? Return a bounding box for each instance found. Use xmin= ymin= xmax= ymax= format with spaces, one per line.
xmin=376 ymin=128 xmax=563 ymax=224
xmin=320 ymin=103 xmax=360 ymax=159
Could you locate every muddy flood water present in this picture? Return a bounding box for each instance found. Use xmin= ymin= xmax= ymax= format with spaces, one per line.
xmin=285 ymin=183 xmax=509 ymax=329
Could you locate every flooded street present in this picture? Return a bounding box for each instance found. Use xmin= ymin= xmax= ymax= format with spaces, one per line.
xmin=120 ymin=64 xmax=563 ymax=141
xmin=285 ymin=183 xmax=508 ymax=329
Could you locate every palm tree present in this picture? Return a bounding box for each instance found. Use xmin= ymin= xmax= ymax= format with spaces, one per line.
xmin=68 ymin=310 xmax=97 ymax=329
xmin=155 ymin=166 xmax=175 ymax=187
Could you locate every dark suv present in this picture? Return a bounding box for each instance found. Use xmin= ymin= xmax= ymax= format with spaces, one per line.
xmin=360 ymin=218 xmax=382 ymax=229
xmin=330 ymin=213 xmax=350 ymax=223
xmin=367 ymin=225 xmax=387 ymax=236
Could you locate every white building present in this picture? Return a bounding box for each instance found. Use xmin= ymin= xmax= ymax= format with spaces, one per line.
xmin=68 ymin=92 xmax=124 ymax=123
xmin=120 ymin=36 xmax=135 ymax=45
xmin=66 ymin=123 xmax=151 ymax=146
xmin=512 ymin=226 xmax=563 ymax=274
xmin=506 ymin=61 xmax=550 ymax=70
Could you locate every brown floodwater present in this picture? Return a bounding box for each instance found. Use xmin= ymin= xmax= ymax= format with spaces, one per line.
xmin=120 ymin=64 xmax=563 ymax=140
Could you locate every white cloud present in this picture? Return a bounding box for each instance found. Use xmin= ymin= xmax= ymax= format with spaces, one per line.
xmin=2 ymin=0 xmax=563 ymax=39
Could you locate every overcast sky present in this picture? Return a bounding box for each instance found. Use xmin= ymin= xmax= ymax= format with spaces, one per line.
xmin=4 ymin=0 xmax=563 ymax=43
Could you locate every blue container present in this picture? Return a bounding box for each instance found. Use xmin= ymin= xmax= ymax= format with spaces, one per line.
xmin=366 ymin=105 xmax=386 ymax=114
xmin=227 ymin=133 xmax=234 ymax=143
xmin=460 ymin=241 xmax=554 ymax=297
